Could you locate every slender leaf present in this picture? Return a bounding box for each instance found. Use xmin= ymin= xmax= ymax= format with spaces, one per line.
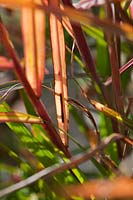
xmin=49 ymin=0 xmax=69 ymax=146
xmin=83 ymin=26 xmax=107 ymax=46
xmin=63 ymin=177 xmax=133 ymax=199
xmin=0 ymin=0 xmax=33 ymax=8
xmin=21 ymin=0 xmax=46 ymax=97
xmin=90 ymin=99 xmax=133 ymax=129
xmin=0 ymin=107 xmax=43 ymax=124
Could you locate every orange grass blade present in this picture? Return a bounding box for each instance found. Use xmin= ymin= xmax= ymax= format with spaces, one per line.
xmin=0 ymin=0 xmax=34 ymax=8
xmin=60 ymin=5 xmax=74 ymax=38
xmin=21 ymin=0 xmax=45 ymax=97
xmin=42 ymin=3 xmax=133 ymax=40
xmin=63 ymin=177 xmax=133 ymax=199
xmin=62 ymin=16 xmax=74 ymax=38
xmin=49 ymin=0 xmax=69 ymax=147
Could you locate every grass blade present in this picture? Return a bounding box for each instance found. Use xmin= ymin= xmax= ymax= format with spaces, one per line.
xmin=64 ymin=177 xmax=133 ymax=199
xmin=0 ymin=110 xmax=43 ymax=124
xmin=0 ymin=0 xmax=33 ymax=8
xmin=49 ymin=0 xmax=69 ymax=146
xmin=90 ymin=99 xmax=133 ymax=129
xmin=21 ymin=0 xmax=46 ymax=97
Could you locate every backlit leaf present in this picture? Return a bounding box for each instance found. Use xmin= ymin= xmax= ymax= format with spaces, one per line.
xmin=64 ymin=177 xmax=133 ymax=199
xmin=90 ymin=99 xmax=133 ymax=129
xmin=0 ymin=104 xmax=43 ymax=124
xmin=49 ymin=0 xmax=69 ymax=146
xmin=21 ymin=0 xmax=46 ymax=97
xmin=0 ymin=0 xmax=33 ymax=8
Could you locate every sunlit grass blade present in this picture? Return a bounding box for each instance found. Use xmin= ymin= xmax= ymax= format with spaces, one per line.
xmin=83 ymin=26 xmax=107 ymax=46
xmin=76 ymin=81 xmax=132 ymax=129
xmin=63 ymin=177 xmax=133 ymax=199
xmin=90 ymin=99 xmax=133 ymax=129
xmin=21 ymin=0 xmax=46 ymax=97
xmin=62 ymin=16 xmax=74 ymax=38
xmin=0 ymin=110 xmax=43 ymax=123
xmin=49 ymin=0 xmax=69 ymax=147
xmin=0 ymin=0 xmax=33 ymax=8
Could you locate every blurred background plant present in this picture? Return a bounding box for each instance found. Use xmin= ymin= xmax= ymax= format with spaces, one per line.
xmin=0 ymin=0 xmax=133 ymax=199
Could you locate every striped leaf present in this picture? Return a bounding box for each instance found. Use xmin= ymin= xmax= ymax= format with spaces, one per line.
xmin=49 ymin=0 xmax=69 ymax=146
xmin=21 ymin=0 xmax=46 ymax=97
